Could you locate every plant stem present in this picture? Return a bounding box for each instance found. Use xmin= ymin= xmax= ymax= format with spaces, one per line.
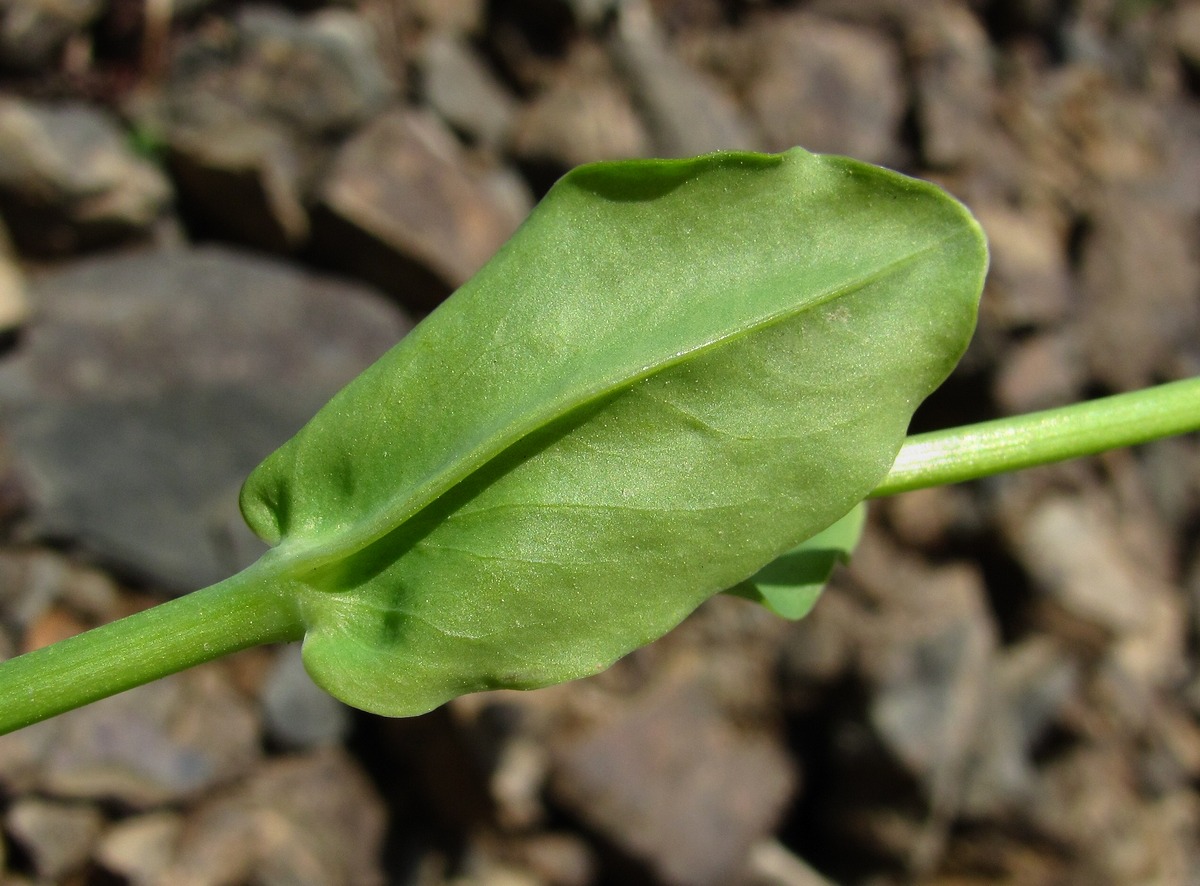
xmin=0 ymin=559 xmax=303 ymax=734
xmin=873 ymin=377 xmax=1200 ymax=497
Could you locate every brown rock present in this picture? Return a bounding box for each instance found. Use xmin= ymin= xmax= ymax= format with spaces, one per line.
xmin=1177 ymin=3 xmax=1200 ymax=78
xmin=1077 ymin=195 xmax=1200 ymax=391
xmin=6 ymin=798 xmax=104 ymax=881
xmin=95 ymin=812 xmax=184 ymax=886
xmin=907 ymin=3 xmax=995 ymax=169
xmin=1004 ymin=491 xmax=1186 ymax=689
xmin=0 ymin=0 xmax=104 ymax=69
xmin=159 ymin=749 xmax=387 ymax=886
xmin=314 ymin=109 xmax=528 ymax=308
xmin=744 ymin=13 xmax=905 ymax=164
xmin=549 ymin=652 xmax=796 ymax=885
xmin=992 ymin=332 xmax=1087 ymax=415
xmin=167 ymin=119 xmax=309 ymax=252
xmin=512 ymin=42 xmax=652 ymax=171
xmin=973 ymin=202 xmax=1073 ymax=331
xmin=0 ymin=219 xmax=26 ymax=332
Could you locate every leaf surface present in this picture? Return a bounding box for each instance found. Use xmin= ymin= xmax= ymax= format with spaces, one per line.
xmin=240 ymin=148 xmax=987 ymax=716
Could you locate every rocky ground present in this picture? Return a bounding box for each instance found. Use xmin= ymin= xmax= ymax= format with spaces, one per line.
xmin=0 ymin=0 xmax=1198 ymax=883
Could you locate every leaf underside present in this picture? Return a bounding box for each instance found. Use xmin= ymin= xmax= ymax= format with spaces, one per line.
xmin=239 ymin=148 xmax=987 ymax=717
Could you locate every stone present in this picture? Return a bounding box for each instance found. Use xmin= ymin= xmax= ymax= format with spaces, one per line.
xmin=0 ymin=220 xmax=27 ymax=332
xmin=261 ymin=644 xmax=352 ymax=750
xmin=610 ymin=0 xmax=757 ymax=157
xmin=882 ymin=484 xmax=979 ymax=550
xmin=1029 ymin=745 xmax=1200 ymax=883
xmin=960 ymin=637 xmax=1079 ymax=816
xmin=0 ymin=246 xmax=409 ymax=591
xmin=0 ymin=98 xmax=172 ymax=257
xmin=549 ymin=652 xmax=796 ymax=885
xmin=907 ymin=3 xmax=995 ymax=168
xmin=794 ymin=528 xmax=1000 ymax=871
xmin=1177 ymin=3 xmax=1200 ymax=80
xmin=1077 ymin=195 xmax=1200 ymax=391
xmin=0 ymin=0 xmax=104 ymax=69
xmin=972 ymin=203 xmax=1073 ymax=331
xmin=313 ymin=109 xmax=528 ymax=309
xmin=859 ymin=561 xmax=996 ymax=805
xmin=743 ymin=12 xmax=905 ymax=164
xmin=420 ymin=31 xmax=518 ymax=150
xmin=1005 ymin=492 xmax=1186 ymax=689
xmin=167 ymin=118 xmax=309 ymax=252
xmin=0 ymin=548 xmax=122 ymax=635
xmin=0 ymin=664 xmax=261 ymax=807
xmin=146 ymin=5 xmax=396 ymax=253
xmin=6 ymin=797 xmax=104 ymax=880
xmin=512 ymin=42 xmax=651 ymax=175
xmin=157 ymin=748 xmax=387 ymax=886
xmin=407 ymin=0 xmax=485 ymax=33
xmin=162 ymin=6 xmax=394 ymax=139
xmin=95 ymin=812 xmax=185 ymax=886
xmin=742 ymin=840 xmax=837 ymax=886
xmin=991 ymin=332 xmax=1087 ymax=415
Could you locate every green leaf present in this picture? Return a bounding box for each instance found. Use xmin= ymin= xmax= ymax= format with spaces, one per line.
xmin=239 ymin=148 xmax=987 ymax=717
xmin=725 ymin=502 xmax=865 ymax=619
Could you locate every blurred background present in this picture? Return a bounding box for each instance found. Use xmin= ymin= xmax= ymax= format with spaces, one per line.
xmin=0 ymin=0 xmax=1199 ymax=882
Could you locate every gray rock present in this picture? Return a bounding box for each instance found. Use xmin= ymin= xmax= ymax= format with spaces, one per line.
xmin=158 ymin=748 xmax=387 ymax=886
xmin=0 ymin=0 xmax=103 ymax=69
xmin=960 ymin=638 xmax=1079 ymax=816
xmin=420 ymin=31 xmax=518 ymax=150
xmin=5 ymin=797 xmax=104 ymax=880
xmin=0 ymin=664 xmax=261 ymax=807
xmin=314 ymin=109 xmax=527 ymax=309
xmin=163 ymin=7 xmax=394 ymax=139
xmin=860 ymin=560 xmax=996 ymax=806
xmin=610 ymin=0 xmax=757 ymax=157
xmin=512 ymin=43 xmax=652 ymax=171
xmin=0 ymin=99 xmax=172 ymax=257
xmin=262 ymin=644 xmax=351 ymax=750
xmin=907 ymin=3 xmax=995 ymax=169
xmin=743 ymin=13 xmax=905 ymax=164
xmin=0 ymin=246 xmax=409 ymax=590
xmin=1078 ymin=195 xmax=1200 ymax=391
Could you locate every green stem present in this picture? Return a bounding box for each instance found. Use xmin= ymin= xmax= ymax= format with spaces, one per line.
xmin=873 ymin=377 xmax=1200 ymax=497
xmin=0 ymin=559 xmax=303 ymax=734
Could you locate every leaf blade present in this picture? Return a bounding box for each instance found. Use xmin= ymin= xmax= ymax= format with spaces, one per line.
xmin=240 ymin=148 xmax=987 ymax=715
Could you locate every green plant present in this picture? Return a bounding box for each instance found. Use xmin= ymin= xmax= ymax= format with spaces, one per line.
xmin=0 ymin=148 xmax=1196 ymax=734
